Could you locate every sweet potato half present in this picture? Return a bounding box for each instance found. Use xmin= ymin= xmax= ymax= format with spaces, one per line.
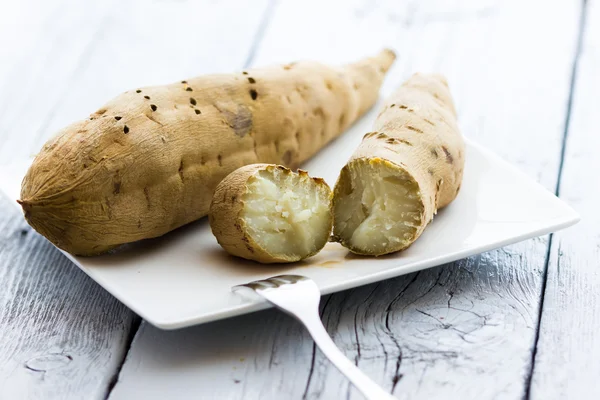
xmin=210 ymin=164 xmax=332 ymax=263
xmin=332 ymin=73 xmax=465 ymax=256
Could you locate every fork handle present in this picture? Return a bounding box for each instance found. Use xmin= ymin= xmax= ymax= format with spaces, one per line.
xmin=299 ymin=312 xmax=397 ymax=400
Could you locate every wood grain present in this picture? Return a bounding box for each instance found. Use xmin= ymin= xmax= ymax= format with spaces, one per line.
xmin=0 ymin=1 xmax=271 ymax=399
xmin=530 ymin=0 xmax=600 ymax=398
xmin=108 ymin=0 xmax=584 ymax=399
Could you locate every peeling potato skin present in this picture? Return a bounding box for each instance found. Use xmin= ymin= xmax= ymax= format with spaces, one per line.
xmin=209 ymin=164 xmax=332 ymax=264
xmin=333 ymin=73 xmax=465 ymax=256
xmin=19 ymin=49 xmax=395 ymax=256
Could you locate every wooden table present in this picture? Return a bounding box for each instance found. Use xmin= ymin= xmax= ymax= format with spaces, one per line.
xmin=1 ymin=0 xmax=598 ymax=398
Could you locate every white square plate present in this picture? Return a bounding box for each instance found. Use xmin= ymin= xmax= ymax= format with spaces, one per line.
xmin=0 ymin=119 xmax=579 ymax=330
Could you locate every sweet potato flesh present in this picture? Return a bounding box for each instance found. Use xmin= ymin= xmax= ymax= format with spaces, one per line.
xmin=333 ymin=159 xmax=423 ymax=255
xmin=241 ymin=169 xmax=331 ymax=259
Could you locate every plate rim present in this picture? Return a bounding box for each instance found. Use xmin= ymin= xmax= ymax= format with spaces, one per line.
xmin=0 ymin=139 xmax=580 ymax=329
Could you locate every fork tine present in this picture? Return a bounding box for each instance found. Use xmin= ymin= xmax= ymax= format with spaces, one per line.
xmin=233 ymin=275 xmax=310 ymax=293
xmin=232 ymin=281 xmax=270 ymax=292
xmin=271 ymin=274 xmax=309 ymax=283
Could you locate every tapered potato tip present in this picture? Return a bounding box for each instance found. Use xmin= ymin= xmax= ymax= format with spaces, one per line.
xmin=374 ymin=48 xmax=397 ymax=73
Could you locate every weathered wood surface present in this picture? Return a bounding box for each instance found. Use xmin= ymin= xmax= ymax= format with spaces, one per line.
xmin=530 ymin=0 xmax=600 ymax=398
xmin=0 ymin=1 xmax=271 ymax=399
xmin=108 ymin=1 xmax=586 ymax=399
xmin=0 ymin=0 xmax=595 ymax=399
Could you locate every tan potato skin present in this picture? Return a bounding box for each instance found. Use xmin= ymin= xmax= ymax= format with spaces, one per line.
xmin=209 ymin=164 xmax=332 ymax=264
xmin=19 ymin=49 xmax=395 ymax=256
xmin=333 ymin=73 xmax=465 ymax=255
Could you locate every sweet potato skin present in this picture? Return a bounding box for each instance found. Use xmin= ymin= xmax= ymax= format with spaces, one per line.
xmin=19 ymin=50 xmax=395 ymax=255
xmin=209 ymin=164 xmax=271 ymax=262
xmin=332 ymin=73 xmax=465 ymax=255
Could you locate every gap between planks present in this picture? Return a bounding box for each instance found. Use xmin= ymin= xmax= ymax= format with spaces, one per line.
xmin=523 ymin=0 xmax=590 ymax=398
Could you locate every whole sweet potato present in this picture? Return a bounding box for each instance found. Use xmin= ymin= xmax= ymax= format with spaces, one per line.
xmin=19 ymin=49 xmax=396 ymax=255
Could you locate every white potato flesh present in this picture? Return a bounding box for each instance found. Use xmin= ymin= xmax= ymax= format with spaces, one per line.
xmin=334 ymin=159 xmax=423 ymax=255
xmin=241 ymin=168 xmax=331 ymax=260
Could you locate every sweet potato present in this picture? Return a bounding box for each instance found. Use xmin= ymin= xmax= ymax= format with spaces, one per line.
xmin=19 ymin=49 xmax=396 ymax=256
xmin=332 ymin=73 xmax=465 ymax=255
xmin=209 ymin=164 xmax=332 ymax=263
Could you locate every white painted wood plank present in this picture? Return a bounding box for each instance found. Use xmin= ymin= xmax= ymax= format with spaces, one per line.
xmin=110 ymin=0 xmax=582 ymax=399
xmin=0 ymin=1 xmax=270 ymax=399
xmin=530 ymin=1 xmax=600 ymax=398
xmin=0 ymin=0 xmax=118 ymax=162
xmin=0 ymin=196 xmax=137 ymax=399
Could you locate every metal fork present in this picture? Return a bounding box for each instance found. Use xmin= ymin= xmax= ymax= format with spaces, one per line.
xmin=233 ymin=275 xmax=396 ymax=400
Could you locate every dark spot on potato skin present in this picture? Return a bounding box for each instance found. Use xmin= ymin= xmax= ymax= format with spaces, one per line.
xmin=241 ymin=236 xmax=254 ymax=253
xmin=399 ymin=105 xmax=408 ymax=109
xmin=248 ymin=77 xmax=256 ymax=84
xmin=339 ymin=113 xmax=346 ymax=128
xmin=282 ymin=150 xmax=293 ymax=165
xmin=144 ymin=95 xmax=150 ymax=100
xmin=178 ymin=160 xmax=185 ymax=181
xmin=143 ymin=187 xmax=151 ymax=209
xmin=113 ymin=181 xmax=121 ymax=195
xmin=123 ymin=125 xmax=129 ymax=134
xmin=218 ymin=154 xmax=223 ymax=166
xmin=249 ymin=89 xmax=258 ymax=100
xmin=214 ymin=103 xmax=252 ymax=137
xmin=442 ymin=146 xmax=454 ymax=163
xmin=406 ymin=126 xmax=423 ymax=134
xmin=431 ymin=148 xmax=439 ymax=158
xmin=423 ymin=118 xmax=435 ymax=126
xmin=231 ymin=195 xmax=237 ymax=203
xmin=186 ymin=87 xmax=193 ymax=92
